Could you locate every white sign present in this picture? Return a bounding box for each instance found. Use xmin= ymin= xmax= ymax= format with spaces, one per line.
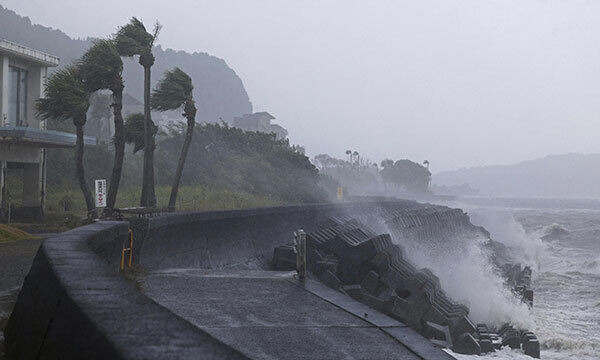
xmin=95 ymin=179 xmax=107 ymax=207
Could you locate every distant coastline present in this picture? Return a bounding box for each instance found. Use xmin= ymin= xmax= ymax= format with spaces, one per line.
xmin=433 ymin=153 xmax=600 ymax=199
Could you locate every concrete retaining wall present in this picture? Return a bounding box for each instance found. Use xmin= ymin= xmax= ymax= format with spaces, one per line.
xmin=4 ymin=221 xmax=248 ymax=360
xmin=128 ymin=200 xmax=446 ymax=271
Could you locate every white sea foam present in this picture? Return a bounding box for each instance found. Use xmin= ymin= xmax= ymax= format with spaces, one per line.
xmin=448 ymin=203 xmax=600 ymax=360
xmin=381 ymin=200 xmax=600 ymax=359
xmin=446 ymin=346 xmax=535 ymax=359
xmin=581 ymin=257 xmax=600 ymax=276
xmin=386 ymin=207 xmax=536 ymax=328
xmin=467 ymin=208 xmax=547 ymax=270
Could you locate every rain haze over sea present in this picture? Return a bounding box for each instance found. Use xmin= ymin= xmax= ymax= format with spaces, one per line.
xmin=445 ymin=198 xmax=600 ymax=360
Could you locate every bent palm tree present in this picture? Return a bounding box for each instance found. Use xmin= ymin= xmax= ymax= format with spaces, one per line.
xmin=115 ymin=17 xmax=161 ymax=207
xmin=124 ymin=113 xmax=157 ymax=154
xmin=37 ymin=66 xmax=97 ymax=219
xmin=151 ymin=68 xmax=196 ymax=210
xmin=79 ymin=39 xmax=125 ymax=215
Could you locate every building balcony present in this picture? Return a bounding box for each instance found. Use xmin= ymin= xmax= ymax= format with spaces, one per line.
xmin=0 ymin=39 xmax=59 ymax=67
xmin=0 ymin=126 xmax=96 ymax=148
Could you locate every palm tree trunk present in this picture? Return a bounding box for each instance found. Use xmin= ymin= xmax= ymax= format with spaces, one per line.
xmin=76 ymin=125 xmax=97 ymax=219
xmin=105 ymin=83 xmax=124 ymax=215
xmin=140 ymin=63 xmax=156 ymax=207
xmin=168 ymin=109 xmax=196 ymax=210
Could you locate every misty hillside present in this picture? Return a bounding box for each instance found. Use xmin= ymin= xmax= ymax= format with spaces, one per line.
xmin=0 ymin=5 xmax=252 ymax=122
xmin=433 ymin=153 xmax=600 ymax=198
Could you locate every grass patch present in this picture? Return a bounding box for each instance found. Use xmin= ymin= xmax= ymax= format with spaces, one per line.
xmin=8 ymin=213 xmax=88 ymax=234
xmin=5 ymin=184 xmax=279 ymax=234
xmin=0 ymin=224 xmax=38 ymax=243
xmin=45 ymin=184 xmax=280 ymax=214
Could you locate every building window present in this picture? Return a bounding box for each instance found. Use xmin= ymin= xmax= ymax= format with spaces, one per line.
xmin=7 ymin=66 xmax=28 ymax=126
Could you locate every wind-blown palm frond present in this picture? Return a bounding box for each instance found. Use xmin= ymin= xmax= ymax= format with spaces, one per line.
xmin=151 ymin=67 xmax=193 ymax=111
xmin=79 ymin=39 xmax=123 ymax=92
xmin=36 ymin=65 xmax=89 ymax=126
xmin=124 ymin=113 xmax=157 ymax=153
xmin=151 ymin=21 xmax=162 ymax=47
xmin=36 ymin=63 xmax=96 ymax=218
xmin=115 ymin=17 xmax=157 ymax=56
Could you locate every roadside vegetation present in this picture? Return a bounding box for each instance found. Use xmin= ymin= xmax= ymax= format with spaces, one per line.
xmin=47 ymin=185 xmax=279 ymax=213
xmin=0 ymin=225 xmax=38 ymax=243
xmin=38 ymin=120 xmax=324 ymax=214
xmin=7 ymin=214 xmax=86 ymax=234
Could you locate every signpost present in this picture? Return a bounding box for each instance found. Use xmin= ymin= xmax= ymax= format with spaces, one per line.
xmin=95 ymin=179 xmax=107 ymax=208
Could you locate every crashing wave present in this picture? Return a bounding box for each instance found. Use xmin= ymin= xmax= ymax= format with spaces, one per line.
xmin=273 ymin=205 xmax=541 ymax=357
xmin=541 ymin=224 xmax=570 ymax=240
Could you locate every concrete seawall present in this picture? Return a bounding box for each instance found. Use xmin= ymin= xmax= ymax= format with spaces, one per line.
xmin=4 ymin=222 xmax=248 ymax=360
xmin=5 ymin=200 xmax=466 ymax=359
xmin=129 ymin=200 xmax=461 ymax=271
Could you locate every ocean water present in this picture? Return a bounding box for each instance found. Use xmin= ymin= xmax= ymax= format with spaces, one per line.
xmin=441 ymin=198 xmax=600 ymax=360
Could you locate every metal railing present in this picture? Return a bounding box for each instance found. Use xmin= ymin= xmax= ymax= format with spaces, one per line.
xmin=120 ymin=229 xmax=134 ymax=270
xmin=0 ymin=38 xmax=60 ymax=66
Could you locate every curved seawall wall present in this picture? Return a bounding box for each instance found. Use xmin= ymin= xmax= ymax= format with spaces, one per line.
xmin=128 ymin=200 xmax=466 ymax=271
xmin=5 ymin=200 xmax=474 ymax=359
xmin=4 ymin=222 xmax=248 ymax=360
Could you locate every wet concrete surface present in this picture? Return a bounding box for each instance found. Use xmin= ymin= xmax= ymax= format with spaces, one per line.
xmin=142 ymin=269 xmax=442 ymax=360
xmin=0 ymin=238 xmax=43 ymax=318
xmin=0 ymin=237 xmax=44 ymax=358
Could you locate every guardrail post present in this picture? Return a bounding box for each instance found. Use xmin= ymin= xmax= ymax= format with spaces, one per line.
xmin=294 ymin=229 xmax=307 ymax=281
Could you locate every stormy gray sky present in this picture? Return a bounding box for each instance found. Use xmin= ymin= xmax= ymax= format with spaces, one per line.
xmin=3 ymin=0 xmax=600 ymax=172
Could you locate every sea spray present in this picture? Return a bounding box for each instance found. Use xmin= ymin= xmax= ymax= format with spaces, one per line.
xmin=432 ymin=199 xmax=600 ymax=359
xmin=468 ymin=208 xmax=546 ymax=270
xmin=383 ymin=207 xmax=539 ymax=328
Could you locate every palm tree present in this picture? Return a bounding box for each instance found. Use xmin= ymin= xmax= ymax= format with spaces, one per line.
xmin=151 ymin=68 xmax=196 ymax=210
xmin=423 ymin=160 xmax=431 ymax=189
xmin=124 ymin=113 xmax=157 ymax=154
xmin=37 ymin=66 xmax=97 ymax=219
xmin=115 ymin=17 xmax=161 ymax=207
xmin=79 ymin=39 xmax=124 ymax=215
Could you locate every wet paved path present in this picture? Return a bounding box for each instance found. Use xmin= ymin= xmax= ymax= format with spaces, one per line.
xmin=0 ymin=238 xmax=43 ymax=319
xmin=0 ymin=237 xmax=44 ymax=358
xmin=143 ymin=269 xmax=454 ymax=360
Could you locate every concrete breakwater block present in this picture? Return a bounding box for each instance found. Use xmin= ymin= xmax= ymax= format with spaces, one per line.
xmin=502 ymin=264 xmax=534 ymax=307
xmin=273 ymin=216 xmax=541 ymax=358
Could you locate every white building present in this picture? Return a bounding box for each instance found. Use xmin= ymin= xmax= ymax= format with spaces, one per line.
xmin=0 ymin=39 xmax=94 ymax=220
xmin=232 ymin=111 xmax=288 ymax=140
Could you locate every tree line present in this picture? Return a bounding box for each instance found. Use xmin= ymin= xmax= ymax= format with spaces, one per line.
xmin=314 ymin=153 xmax=431 ymax=195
